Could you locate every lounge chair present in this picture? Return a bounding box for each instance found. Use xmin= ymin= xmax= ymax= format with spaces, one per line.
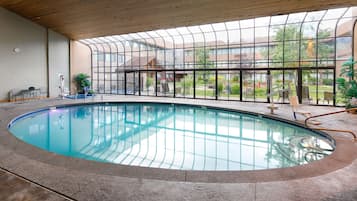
xmin=289 ymin=96 xmax=320 ymax=125
xmin=323 ymin=91 xmax=333 ymax=104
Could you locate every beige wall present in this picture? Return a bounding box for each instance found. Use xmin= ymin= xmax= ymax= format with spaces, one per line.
xmin=355 ymin=22 xmax=357 ymax=63
xmin=48 ymin=30 xmax=69 ymax=97
xmin=0 ymin=7 xmax=46 ymax=101
xmin=70 ymin=41 xmax=91 ymax=94
xmin=0 ymin=7 xmax=70 ymax=101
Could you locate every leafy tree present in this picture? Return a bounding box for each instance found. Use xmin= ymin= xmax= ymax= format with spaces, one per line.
xmin=269 ymin=25 xmax=300 ymax=68
xmin=195 ymin=48 xmax=214 ymax=83
xmin=317 ymin=29 xmax=334 ymax=62
xmin=269 ymin=24 xmax=333 ymax=67
xmin=268 ymin=24 xmax=333 ymax=89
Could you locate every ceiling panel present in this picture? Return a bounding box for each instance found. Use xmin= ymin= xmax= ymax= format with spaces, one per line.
xmin=1 ymin=0 xmax=356 ymax=39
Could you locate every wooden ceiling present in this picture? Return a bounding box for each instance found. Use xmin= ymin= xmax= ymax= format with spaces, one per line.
xmin=1 ymin=0 xmax=356 ymax=40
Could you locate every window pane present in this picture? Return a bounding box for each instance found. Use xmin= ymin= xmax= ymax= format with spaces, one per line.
xmin=287 ymin=12 xmax=307 ymax=23
xmin=302 ymin=22 xmax=318 ymax=39
xmin=336 ymin=37 xmax=352 ymax=60
xmin=302 ymin=69 xmax=317 ymax=104
xmin=141 ymin=71 xmax=155 ymax=96
xmin=318 ymin=69 xmax=334 ymax=105
xmin=157 ymin=71 xmax=174 ymax=97
xmin=195 ymin=70 xmax=216 ymax=99
xmin=284 ymin=24 xmax=301 ymax=41
xmin=242 ymin=71 xmax=254 ymax=101
xmin=176 ymin=71 xmax=193 ymax=98
xmin=318 ymin=38 xmax=334 ymax=62
xmin=254 ymin=71 xmax=268 ymax=102
xmin=336 ymin=18 xmax=354 ymax=37
xmin=284 ymin=41 xmax=299 ymax=62
xmin=255 ymin=27 xmax=269 ymax=42
xmin=241 ymin=28 xmax=254 ymax=43
xmin=255 ymin=44 xmax=269 ymax=61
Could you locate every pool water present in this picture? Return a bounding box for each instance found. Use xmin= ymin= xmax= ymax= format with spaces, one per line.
xmin=9 ymin=103 xmax=334 ymax=171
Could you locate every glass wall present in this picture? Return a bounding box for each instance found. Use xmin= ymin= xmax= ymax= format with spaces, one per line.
xmin=81 ymin=7 xmax=357 ymax=106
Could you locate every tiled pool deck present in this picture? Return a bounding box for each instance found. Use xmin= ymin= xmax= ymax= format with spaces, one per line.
xmin=0 ymin=95 xmax=356 ymax=201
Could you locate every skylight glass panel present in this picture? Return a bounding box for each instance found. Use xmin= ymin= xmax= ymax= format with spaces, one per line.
xmin=203 ymin=32 xmax=216 ymax=42
xmin=215 ymin=31 xmax=228 ymax=42
xmin=270 ymin=15 xmax=288 ymax=25
xmin=287 ymin=12 xmax=307 ymax=23
xmin=172 ymin=36 xmax=183 ymax=44
xmin=323 ymin=8 xmax=348 ymax=20
xmin=80 ymin=7 xmax=354 ymax=53
xmin=111 ymin=35 xmax=123 ymax=42
xmin=166 ymin=28 xmax=178 ymax=36
xmin=318 ymin=20 xmax=337 ymax=37
xmin=181 ymin=34 xmax=194 ymax=47
xmin=79 ymin=39 xmax=91 ymax=44
xmin=137 ymin=32 xmax=148 ymax=39
xmin=200 ymin=24 xmax=213 ymax=32
xmin=156 ymin=29 xmax=169 ymax=37
xmin=225 ymin=21 xmax=239 ymax=30
xmin=240 ymin=19 xmax=254 ymax=28
xmin=211 ymin=23 xmax=226 ymax=31
xmin=342 ymin=7 xmax=357 ymax=18
xmin=119 ymin=34 xmax=133 ymax=41
xmin=192 ymin=33 xmax=205 ymax=43
xmin=91 ymin=38 xmax=103 ymax=43
xmin=97 ymin=37 xmax=110 ymax=43
xmin=176 ymin=27 xmax=190 ymax=35
xmin=255 ymin=17 xmax=270 ymax=27
xmin=188 ymin=26 xmax=201 ymax=34
xmin=336 ymin=18 xmax=354 ymax=37
xmin=146 ymin=31 xmax=159 ymax=38
xmin=130 ymin=33 xmax=143 ymax=40
xmin=305 ymin=10 xmax=326 ymax=22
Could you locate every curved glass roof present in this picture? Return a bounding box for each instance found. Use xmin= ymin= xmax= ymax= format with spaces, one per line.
xmin=80 ymin=7 xmax=357 ymax=47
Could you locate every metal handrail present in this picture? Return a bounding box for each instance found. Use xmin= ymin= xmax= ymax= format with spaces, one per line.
xmin=304 ymin=108 xmax=357 ymax=142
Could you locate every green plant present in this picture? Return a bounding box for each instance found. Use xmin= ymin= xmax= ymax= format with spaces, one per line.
xmin=216 ymin=75 xmax=225 ymax=95
xmin=337 ymin=57 xmax=357 ymax=108
xmin=255 ymin=88 xmax=267 ymax=98
xmin=74 ymin=73 xmax=91 ymax=94
xmin=322 ymin=78 xmax=333 ymax=85
xmin=230 ymin=84 xmax=240 ymax=95
xmin=232 ymin=75 xmax=239 ymax=82
xmin=195 ymin=48 xmax=214 ymax=83
xmin=217 ymin=81 xmax=224 ymax=95
xmin=179 ymin=75 xmax=193 ymax=94
xmin=146 ymin=77 xmax=154 ymax=88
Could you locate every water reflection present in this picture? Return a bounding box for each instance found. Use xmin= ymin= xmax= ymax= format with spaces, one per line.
xmin=9 ymin=103 xmax=334 ymax=170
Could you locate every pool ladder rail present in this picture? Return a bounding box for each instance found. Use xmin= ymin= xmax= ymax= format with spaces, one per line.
xmin=304 ymin=108 xmax=357 ymax=142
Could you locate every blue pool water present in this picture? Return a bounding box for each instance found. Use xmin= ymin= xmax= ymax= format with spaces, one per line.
xmin=8 ymin=103 xmax=334 ymax=171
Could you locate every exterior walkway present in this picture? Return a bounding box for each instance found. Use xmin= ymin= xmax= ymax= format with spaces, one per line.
xmin=0 ymin=96 xmax=356 ymax=201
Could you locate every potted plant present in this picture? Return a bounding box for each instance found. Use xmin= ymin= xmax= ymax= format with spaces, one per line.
xmin=74 ymin=73 xmax=92 ymax=95
xmin=336 ymin=57 xmax=357 ymax=113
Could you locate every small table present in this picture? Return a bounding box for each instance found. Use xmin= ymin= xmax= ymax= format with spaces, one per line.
xmin=267 ymin=104 xmax=278 ymax=114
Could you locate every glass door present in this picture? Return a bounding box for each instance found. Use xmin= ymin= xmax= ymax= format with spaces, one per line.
xmin=125 ymin=71 xmax=139 ymax=95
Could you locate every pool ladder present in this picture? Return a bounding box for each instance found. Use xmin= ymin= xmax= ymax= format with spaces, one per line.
xmin=304 ymin=108 xmax=357 ymax=142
